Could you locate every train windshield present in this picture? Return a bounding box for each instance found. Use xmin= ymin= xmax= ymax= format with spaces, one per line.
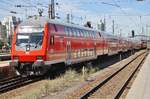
xmin=16 ymin=32 xmax=44 ymax=50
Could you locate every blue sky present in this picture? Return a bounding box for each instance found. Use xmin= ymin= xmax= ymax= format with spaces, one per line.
xmin=0 ymin=0 xmax=150 ymax=37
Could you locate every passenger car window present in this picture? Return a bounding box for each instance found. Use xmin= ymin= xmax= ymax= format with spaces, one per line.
xmin=69 ymin=28 xmax=72 ymax=37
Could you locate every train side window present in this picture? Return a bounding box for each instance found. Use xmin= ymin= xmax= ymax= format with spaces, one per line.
xmin=74 ymin=28 xmax=78 ymax=37
xmin=86 ymin=31 xmax=90 ymax=38
xmin=88 ymin=31 xmax=91 ymax=38
xmin=76 ymin=29 xmax=78 ymax=37
xmin=86 ymin=31 xmax=89 ymax=38
xmin=80 ymin=30 xmax=83 ymax=37
xmin=91 ymin=32 xmax=93 ymax=38
xmin=89 ymin=32 xmax=92 ymax=38
xmin=77 ymin=29 xmax=80 ymax=37
xmin=71 ymin=28 xmax=75 ymax=37
xmin=93 ymin=31 xmax=96 ymax=38
xmin=86 ymin=31 xmax=88 ymax=38
xmin=72 ymin=28 xmax=75 ymax=37
xmin=68 ymin=27 xmax=71 ymax=37
xmin=83 ymin=30 xmax=85 ymax=37
xmin=69 ymin=28 xmax=72 ymax=37
xmin=91 ymin=31 xmax=94 ymax=38
xmin=83 ymin=30 xmax=86 ymax=38
xmin=84 ymin=30 xmax=86 ymax=38
xmin=94 ymin=32 xmax=97 ymax=38
xmin=50 ymin=35 xmax=54 ymax=45
xmin=65 ymin=27 xmax=69 ymax=36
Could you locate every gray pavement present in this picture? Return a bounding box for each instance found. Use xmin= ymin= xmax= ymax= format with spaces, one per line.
xmin=125 ymin=53 xmax=150 ymax=99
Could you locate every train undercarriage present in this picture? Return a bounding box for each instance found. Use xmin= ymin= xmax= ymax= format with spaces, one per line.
xmin=10 ymin=61 xmax=49 ymax=76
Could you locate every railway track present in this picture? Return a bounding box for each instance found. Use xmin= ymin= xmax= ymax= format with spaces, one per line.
xmin=69 ymin=51 xmax=148 ymax=99
xmin=0 ymin=75 xmax=43 ymax=94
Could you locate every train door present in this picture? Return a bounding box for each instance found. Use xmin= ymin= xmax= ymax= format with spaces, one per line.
xmin=66 ymin=39 xmax=71 ymax=64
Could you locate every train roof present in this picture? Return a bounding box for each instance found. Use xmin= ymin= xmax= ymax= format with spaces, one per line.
xmin=20 ymin=17 xmax=99 ymax=32
xmin=19 ymin=17 xmax=130 ymax=40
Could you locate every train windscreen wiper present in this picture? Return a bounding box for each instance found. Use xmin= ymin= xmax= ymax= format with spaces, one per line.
xmin=35 ymin=40 xmax=42 ymax=48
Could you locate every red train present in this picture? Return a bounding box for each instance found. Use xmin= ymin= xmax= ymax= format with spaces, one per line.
xmin=10 ymin=17 xmax=144 ymax=76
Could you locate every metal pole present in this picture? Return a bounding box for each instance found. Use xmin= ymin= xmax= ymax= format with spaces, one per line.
xmin=112 ymin=20 xmax=115 ymax=35
xmin=104 ymin=17 xmax=106 ymax=31
xmin=48 ymin=3 xmax=51 ymax=19
xmin=48 ymin=0 xmax=55 ymax=19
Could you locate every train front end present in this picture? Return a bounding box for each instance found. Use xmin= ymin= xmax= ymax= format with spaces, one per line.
xmin=10 ymin=18 xmax=48 ymax=76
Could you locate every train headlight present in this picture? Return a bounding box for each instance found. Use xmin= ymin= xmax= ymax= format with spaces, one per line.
xmin=36 ymin=56 xmax=43 ymax=60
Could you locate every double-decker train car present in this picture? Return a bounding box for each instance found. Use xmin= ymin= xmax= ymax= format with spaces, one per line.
xmin=10 ymin=17 xmax=143 ymax=76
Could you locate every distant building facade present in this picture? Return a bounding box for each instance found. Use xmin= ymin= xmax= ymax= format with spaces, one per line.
xmin=0 ymin=22 xmax=7 ymax=41
xmin=1 ymin=16 xmax=21 ymax=44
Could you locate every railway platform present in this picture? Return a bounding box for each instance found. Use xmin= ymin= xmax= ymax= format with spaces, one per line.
xmin=126 ymin=52 xmax=150 ymax=99
xmin=0 ymin=54 xmax=11 ymax=61
xmin=0 ymin=60 xmax=10 ymax=67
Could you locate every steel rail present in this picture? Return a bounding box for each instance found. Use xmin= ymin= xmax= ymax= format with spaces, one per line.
xmin=79 ymin=51 xmax=147 ymax=99
xmin=114 ymin=52 xmax=148 ymax=99
xmin=0 ymin=76 xmax=43 ymax=94
xmin=0 ymin=76 xmax=21 ymax=85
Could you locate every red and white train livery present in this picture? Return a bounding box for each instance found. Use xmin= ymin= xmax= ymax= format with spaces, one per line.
xmin=10 ymin=17 xmax=143 ymax=75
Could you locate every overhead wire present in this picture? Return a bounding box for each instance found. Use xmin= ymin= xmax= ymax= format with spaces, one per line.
xmin=112 ymin=0 xmax=139 ymax=28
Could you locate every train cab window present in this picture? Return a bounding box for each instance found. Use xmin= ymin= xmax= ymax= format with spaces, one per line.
xmin=50 ymin=35 xmax=54 ymax=45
